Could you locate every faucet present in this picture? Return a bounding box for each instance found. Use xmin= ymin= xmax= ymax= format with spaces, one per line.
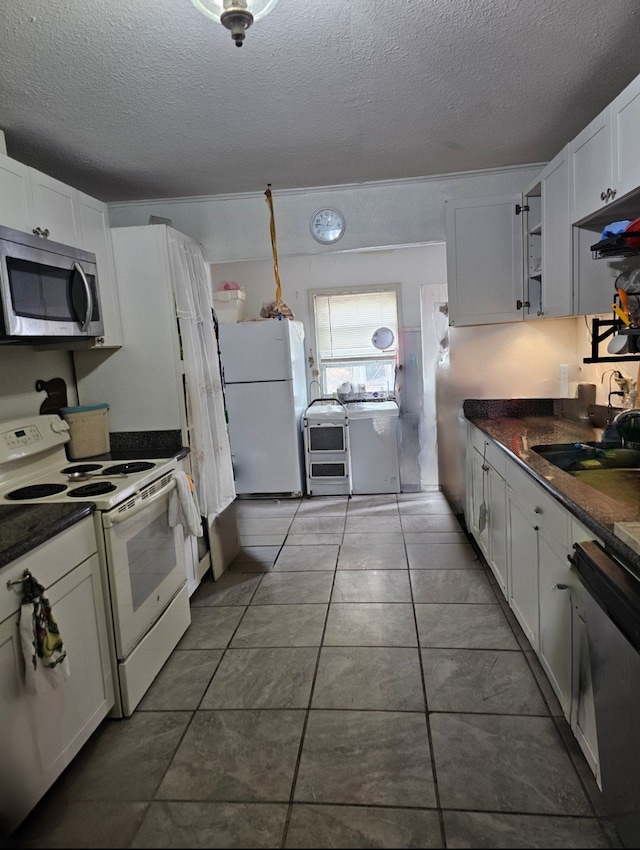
xmin=611 ymin=408 xmax=640 ymax=446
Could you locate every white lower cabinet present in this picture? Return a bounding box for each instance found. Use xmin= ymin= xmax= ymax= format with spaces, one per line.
xmin=537 ymin=528 xmax=574 ymax=719
xmin=0 ymin=517 xmax=114 ymax=833
xmin=506 ymin=487 xmax=540 ymax=652
xmin=466 ymin=424 xmax=600 ymax=781
xmin=466 ymin=424 xmax=508 ymax=595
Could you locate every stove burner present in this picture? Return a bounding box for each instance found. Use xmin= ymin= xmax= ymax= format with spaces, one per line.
xmin=6 ymin=483 xmax=68 ymax=500
xmin=68 ymin=482 xmax=118 ymax=497
xmin=102 ymin=462 xmax=155 ymax=475
xmin=62 ymin=463 xmax=103 ymax=474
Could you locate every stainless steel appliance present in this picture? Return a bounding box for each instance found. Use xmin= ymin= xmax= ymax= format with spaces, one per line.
xmin=0 ymin=224 xmax=103 ymax=342
xmin=571 ymin=540 xmax=640 ymax=848
xmin=0 ymin=414 xmax=191 ymax=717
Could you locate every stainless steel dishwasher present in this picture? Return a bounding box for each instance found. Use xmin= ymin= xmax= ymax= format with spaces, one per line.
xmin=571 ymin=540 xmax=640 ymax=848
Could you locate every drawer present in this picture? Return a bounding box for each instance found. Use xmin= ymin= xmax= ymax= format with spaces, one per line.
xmin=470 ymin=425 xmax=506 ymax=478
xmin=506 ymin=459 xmax=569 ymax=546
xmin=1 ymin=516 xmax=97 ymax=622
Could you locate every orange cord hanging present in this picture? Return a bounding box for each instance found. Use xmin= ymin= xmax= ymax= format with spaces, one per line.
xmin=264 ymin=184 xmax=282 ymax=318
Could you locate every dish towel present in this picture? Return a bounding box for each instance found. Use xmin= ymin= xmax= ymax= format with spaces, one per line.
xmin=168 ymin=470 xmax=202 ymax=537
xmin=19 ymin=571 xmax=70 ymax=693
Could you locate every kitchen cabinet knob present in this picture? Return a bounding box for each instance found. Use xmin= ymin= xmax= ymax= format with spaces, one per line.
xmin=533 ymin=525 xmax=539 ymax=531
xmin=611 ymin=188 xmax=617 ymax=199
xmin=601 ymin=190 xmax=608 ymax=201
xmin=482 ymin=464 xmax=489 ymax=471
xmin=534 ymin=506 xmax=542 ymax=514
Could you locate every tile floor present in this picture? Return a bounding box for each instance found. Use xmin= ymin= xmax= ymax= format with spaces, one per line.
xmin=13 ymin=492 xmax=620 ymax=849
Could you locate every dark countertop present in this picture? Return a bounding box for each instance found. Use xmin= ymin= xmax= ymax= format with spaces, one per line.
xmin=464 ymin=398 xmax=640 ymax=580
xmin=0 ymin=502 xmax=95 ymax=569
xmin=86 ymin=445 xmax=190 ymax=463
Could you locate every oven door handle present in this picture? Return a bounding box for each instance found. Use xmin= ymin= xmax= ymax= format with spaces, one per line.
xmin=103 ymin=478 xmax=177 ymax=526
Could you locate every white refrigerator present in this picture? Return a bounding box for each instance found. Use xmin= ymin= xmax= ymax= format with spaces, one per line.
xmin=218 ymin=319 xmax=308 ymax=496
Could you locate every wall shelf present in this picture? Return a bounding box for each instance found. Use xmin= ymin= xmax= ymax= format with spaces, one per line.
xmin=591 ymin=232 xmax=640 ymax=260
xmin=583 ymin=316 xmax=640 ymax=363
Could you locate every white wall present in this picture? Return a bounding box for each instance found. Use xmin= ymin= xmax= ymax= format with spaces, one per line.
xmin=211 ymin=243 xmax=448 ymax=491
xmin=577 ymin=314 xmax=640 ymax=405
xmin=0 ymin=348 xmax=77 ymax=420
xmin=108 ymin=166 xmax=542 ymax=263
xmin=436 ymin=317 xmax=583 ymax=512
xmin=110 ymin=162 xmax=605 ymax=499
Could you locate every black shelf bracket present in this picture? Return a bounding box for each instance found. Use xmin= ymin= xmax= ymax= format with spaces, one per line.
xmin=583 ymin=316 xmax=640 ymax=363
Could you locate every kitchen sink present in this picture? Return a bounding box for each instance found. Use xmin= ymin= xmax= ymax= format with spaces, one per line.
xmin=532 ymin=442 xmax=640 ymax=472
xmin=532 ymin=442 xmax=640 ymax=508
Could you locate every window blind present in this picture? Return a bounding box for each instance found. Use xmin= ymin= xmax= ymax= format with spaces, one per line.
xmin=315 ymin=291 xmax=398 ymax=360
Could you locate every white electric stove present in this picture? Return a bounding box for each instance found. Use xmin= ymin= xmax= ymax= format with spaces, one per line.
xmin=0 ymin=414 xmax=192 ymax=717
xmin=0 ymin=414 xmax=180 ymax=508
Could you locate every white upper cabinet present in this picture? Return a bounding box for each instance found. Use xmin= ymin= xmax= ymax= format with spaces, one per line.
xmin=447 ymin=169 xmax=573 ymax=327
xmin=445 ymin=194 xmax=524 ymax=326
xmin=28 ymin=168 xmax=82 ymax=246
xmin=612 ymin=74 xmax=640 ymax=204
xmin=570 ymin=107 xmax=614 ymax=224
xmin=0 ymin=155 xmax=33 ymax=232
xmin=570 ymin=74 xmax=640 ymax=225
xmin=539 ymin=147 xmax=572 ymax=318
xmin=0 ymin=153 xmax=83 ymax=245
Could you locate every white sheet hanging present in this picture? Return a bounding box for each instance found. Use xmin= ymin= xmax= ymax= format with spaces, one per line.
xmin=167 ymin=230 xmax=236 ymax=520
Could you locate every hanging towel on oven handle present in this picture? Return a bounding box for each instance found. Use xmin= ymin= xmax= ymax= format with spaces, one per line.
xmin=19 ymin=570 xmax=70 ymax=693
xmin=168 ymin=470 xmax=203 ymax=537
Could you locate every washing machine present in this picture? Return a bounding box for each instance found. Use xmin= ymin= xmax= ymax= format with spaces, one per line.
xmin=347 ymin=401 xmax=401 ymax=494
xmin=303 ymin=399 xmax=352 ymax=496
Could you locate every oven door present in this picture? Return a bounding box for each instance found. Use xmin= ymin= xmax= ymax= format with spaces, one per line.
xmin=101 ymin=477 xmax=186 ymax=660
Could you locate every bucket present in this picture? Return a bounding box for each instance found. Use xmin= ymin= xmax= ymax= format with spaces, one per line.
xmin=212 ymin=290 xmax=246 ymax=323
xmin=60 ymin=404 xmax=110 ymax=459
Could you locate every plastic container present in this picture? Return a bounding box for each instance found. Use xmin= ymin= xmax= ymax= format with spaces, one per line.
xmin=212 ymin=290 xmax=246 ymax=323
xmin=60 ymin=404 xmax=110 ymax=459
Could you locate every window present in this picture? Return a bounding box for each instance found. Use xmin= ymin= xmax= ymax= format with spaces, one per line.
xmin=311 ymin=286 xmax=399 ymax=397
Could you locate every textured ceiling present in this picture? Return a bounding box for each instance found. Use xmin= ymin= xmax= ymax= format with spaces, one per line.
xmin=1 ymin=0 xmax=640 ymax=203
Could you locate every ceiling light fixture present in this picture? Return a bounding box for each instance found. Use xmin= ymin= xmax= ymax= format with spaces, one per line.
xmin=190 ymin=0 xmax=280 ymax=47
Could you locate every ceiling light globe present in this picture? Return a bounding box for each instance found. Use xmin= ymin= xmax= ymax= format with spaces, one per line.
xmin=191 ymin=0 xmax=280 ymax=46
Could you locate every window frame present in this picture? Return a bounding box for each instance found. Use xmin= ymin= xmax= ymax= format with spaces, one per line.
xmin=308 ymin=283 xmax=402 ymax=397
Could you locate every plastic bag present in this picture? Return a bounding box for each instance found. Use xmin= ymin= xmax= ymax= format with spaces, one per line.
xmin=260 ymin=300 xmax=295 ymax=319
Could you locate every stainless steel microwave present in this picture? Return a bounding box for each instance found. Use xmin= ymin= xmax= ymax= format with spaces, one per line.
xmin=0 ymin=224 xmax=103 ymax=342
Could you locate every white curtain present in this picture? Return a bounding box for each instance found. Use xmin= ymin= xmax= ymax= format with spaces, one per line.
xmin=167 ymin=229 xmax=236 ymax=519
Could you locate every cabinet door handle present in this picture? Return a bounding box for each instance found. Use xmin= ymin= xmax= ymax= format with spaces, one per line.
xmin=516 ymin=300 xmax=530 ymax=310
xmin=32 ymin=226 xmax=50 ymax=238
xmin=533 ymin=525 xmax=539 ymax=531
xmin=534 ymin=507 xmax=542 ymax=514
xmin=610 ymin=188 xmax=617 ymax=199
xmin=482 ymin=464 xmax=489 ymax=471
xmin=601 ymin=190 xmax=608 ymax=201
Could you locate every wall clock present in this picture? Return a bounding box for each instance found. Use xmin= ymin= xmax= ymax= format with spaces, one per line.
xmin=310 ymin=208 xmax=346 ymax=244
